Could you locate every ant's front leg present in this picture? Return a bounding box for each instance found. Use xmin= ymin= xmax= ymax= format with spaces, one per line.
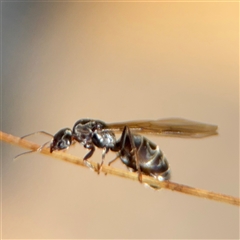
xmin=83 ymin=144 xmax=96 ymax=171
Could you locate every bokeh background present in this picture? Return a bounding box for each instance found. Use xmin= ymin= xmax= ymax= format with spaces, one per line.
xmin=2 ymin=2 xmax=239 ymax=239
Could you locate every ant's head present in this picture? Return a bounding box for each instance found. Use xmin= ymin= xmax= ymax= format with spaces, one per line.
xmin=50 ymin=128 xmax=73 ymax=153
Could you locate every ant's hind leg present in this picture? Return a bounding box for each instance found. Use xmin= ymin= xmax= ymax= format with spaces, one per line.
xmin=104 ymin=153 xmax=120 ymax=176
xmin=123 ymin=126 xmax=143 ymax=183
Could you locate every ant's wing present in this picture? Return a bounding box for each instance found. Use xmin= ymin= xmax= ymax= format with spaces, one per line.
xmin=105 ymin=118 xmax=218 ymax=138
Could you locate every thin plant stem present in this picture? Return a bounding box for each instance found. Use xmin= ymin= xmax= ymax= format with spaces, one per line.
xmin=1 ymin=130 xmax=239 ymax=206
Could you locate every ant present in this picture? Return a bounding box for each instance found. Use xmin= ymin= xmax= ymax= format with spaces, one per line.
xmin=16 ymin=118 xmax=218 ymax=188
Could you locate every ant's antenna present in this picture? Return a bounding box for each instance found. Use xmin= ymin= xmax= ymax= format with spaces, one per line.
xmin=20 ymin=131 xmax=53 ymax=139
xmin=13 ymin=140 xmax=51 ymax=161
xmin=14 ymin=131 xmax=54 ymax=161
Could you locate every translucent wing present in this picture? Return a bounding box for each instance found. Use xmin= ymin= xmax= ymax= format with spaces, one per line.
xmin=105 ymin=118 xmax=218 ymax=138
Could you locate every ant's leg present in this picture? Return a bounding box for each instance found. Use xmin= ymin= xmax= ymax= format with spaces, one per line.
xmin=118 ymin=126 xmax=142 ymax=183
xmin=125 ymin=126 xmax=142 ymax=183
xmin=104 ymin=153 xmax=120 ymax=176
xmin=108 ymin=153 xmax=120 ymax=166
xmin=97 ymin=147 xmax=109 ymax=174
xmin=83 ymin=145 xmax=95 ymax=170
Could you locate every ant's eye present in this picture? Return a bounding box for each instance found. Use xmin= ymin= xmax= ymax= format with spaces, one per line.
xmin=57 ymin=140 xmax=68 ymax=149
xmin=57 ymin=141 xmax=64 ymax=148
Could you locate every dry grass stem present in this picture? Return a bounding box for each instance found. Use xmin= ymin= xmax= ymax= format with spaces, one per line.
xmin=1 ymin=130 xmax=239 ymax=206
